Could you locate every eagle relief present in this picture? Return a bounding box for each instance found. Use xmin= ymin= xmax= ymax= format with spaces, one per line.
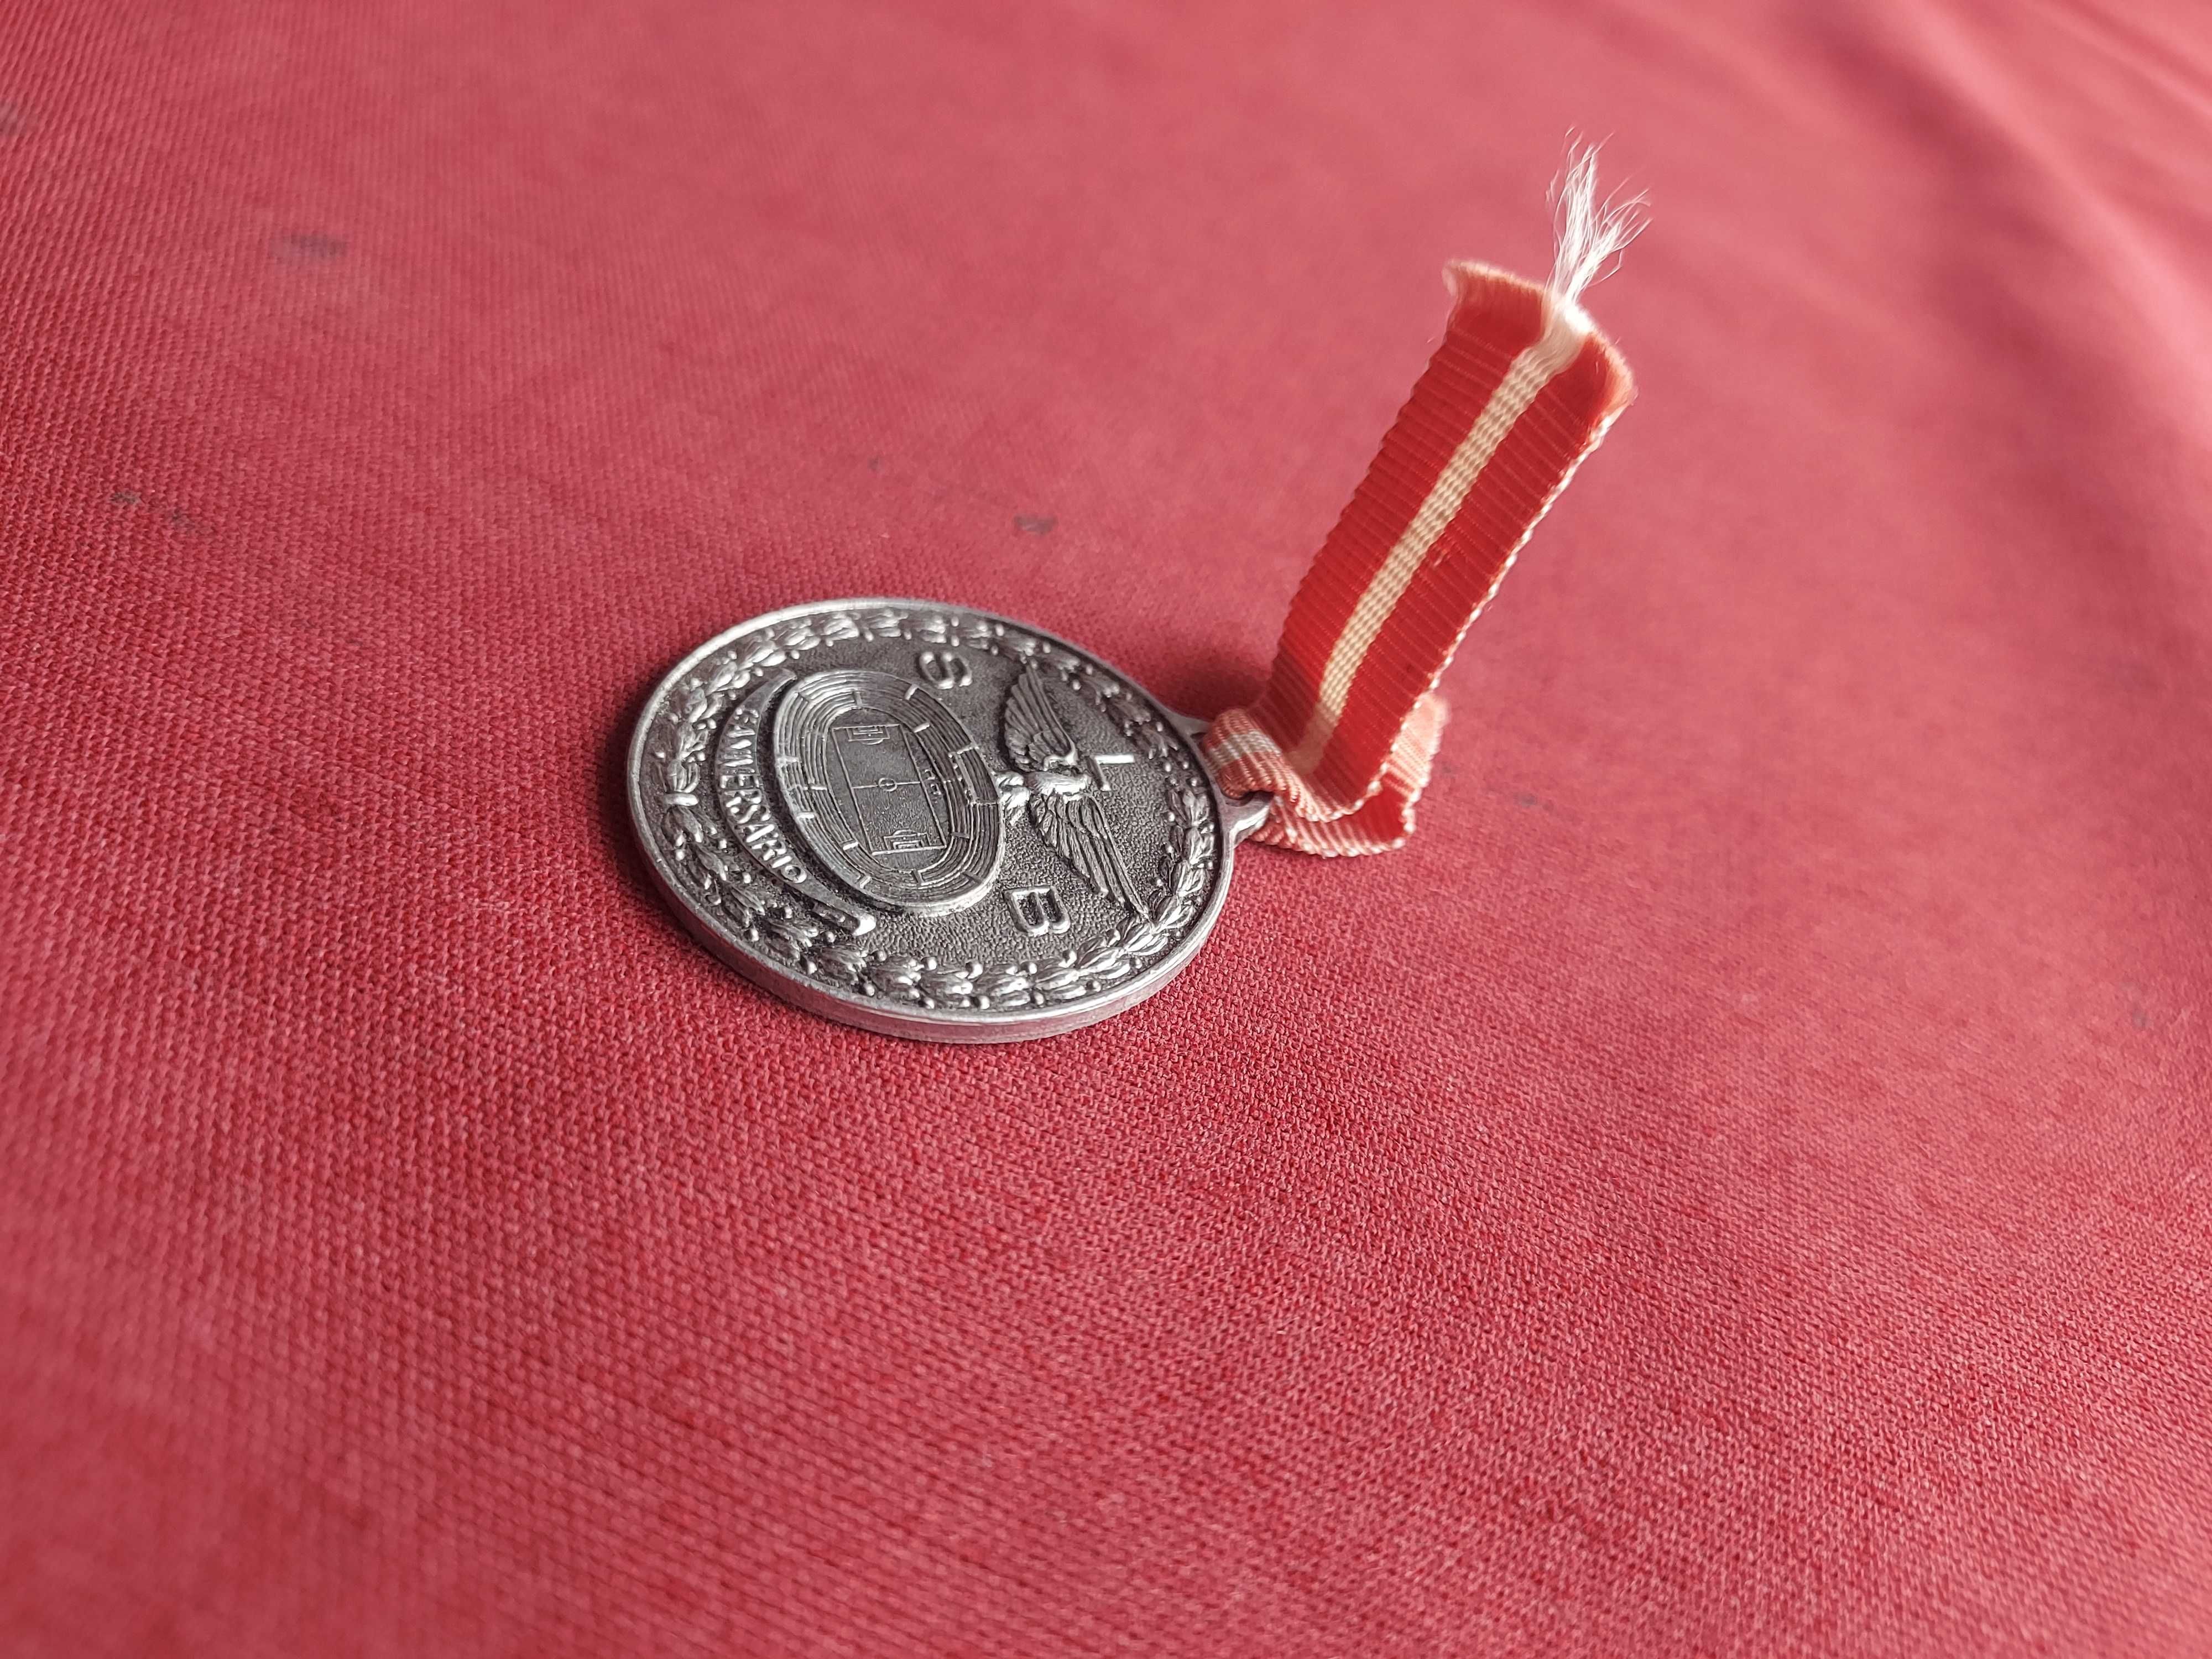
xmin=990 ymin=660 xmax=1146 ymax=914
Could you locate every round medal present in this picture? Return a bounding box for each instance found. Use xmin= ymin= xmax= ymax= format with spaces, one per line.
xmin=627 ymin=600 xmax=1266 ymax=1041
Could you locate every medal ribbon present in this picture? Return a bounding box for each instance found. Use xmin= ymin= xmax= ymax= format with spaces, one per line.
xmin=1204 ymin=156 xmax=1640 ymax=854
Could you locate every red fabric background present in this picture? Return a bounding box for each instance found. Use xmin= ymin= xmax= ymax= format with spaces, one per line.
xmin=4 ymin=2 xmax=2209 ymax=1653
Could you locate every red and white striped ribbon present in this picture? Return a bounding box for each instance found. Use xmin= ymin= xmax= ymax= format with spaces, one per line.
xmin=1204 ymin=178 xmax=1638 ymax=855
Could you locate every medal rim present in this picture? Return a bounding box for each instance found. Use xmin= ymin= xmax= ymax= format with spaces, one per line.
xmin=626 ymin=597 xmax=1245 ymax=1043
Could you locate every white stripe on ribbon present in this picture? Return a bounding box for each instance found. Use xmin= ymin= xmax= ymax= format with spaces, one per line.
xmin=1201 ymin=727 xmax=1281 ymax=770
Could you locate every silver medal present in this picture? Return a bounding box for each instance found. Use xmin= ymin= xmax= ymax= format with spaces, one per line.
xmin=627 ymin=601 xmax=1266 ymax=1041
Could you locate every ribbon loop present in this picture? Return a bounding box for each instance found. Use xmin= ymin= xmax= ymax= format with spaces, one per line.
xmin=1205 ymin=188 xmax=1638 ymax=855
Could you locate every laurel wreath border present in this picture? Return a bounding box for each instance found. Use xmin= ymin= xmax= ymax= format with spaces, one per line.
xmin=650 ymin=607 xmax=1219 ymax=1011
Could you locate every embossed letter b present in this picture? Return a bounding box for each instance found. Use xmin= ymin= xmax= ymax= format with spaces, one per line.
xmin=1008 ymin=886 xmax=1071 ymax=935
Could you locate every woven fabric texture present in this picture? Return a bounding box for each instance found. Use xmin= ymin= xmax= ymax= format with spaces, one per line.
xmin=3 ymin=2 xmax=2209 ymax=1655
